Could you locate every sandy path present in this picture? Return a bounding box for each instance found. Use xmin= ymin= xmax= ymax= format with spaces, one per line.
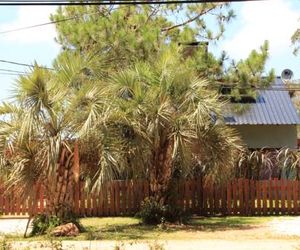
xmin=0 ymin=218 xmax=29 ymax=235
xmin=9 ymin=239 xmax=300 ymax=250
xmin=2 ymin=217 xmax=300 ymax=249
xmin=269 ymin=217 xmax=300 ymax=236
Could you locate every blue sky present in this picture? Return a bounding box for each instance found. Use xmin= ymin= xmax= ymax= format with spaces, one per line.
xmin=0 ymin=0 xmax=299 ymax=101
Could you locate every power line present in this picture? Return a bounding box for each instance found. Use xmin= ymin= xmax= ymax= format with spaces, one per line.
xmin=0 ymin=16 xmax=78 ymax=35
xmin=0 ymin=0 xmax=266 ymax=6
xmin=0 ymin=68 xmax=27 ymax=74
xmin=0 ymin=8 xmax=106 ymax=35
xmin=0 ymin=59 xmax=54 ymax=70
xmin=0 ymin=72 xmax=27 ymax=76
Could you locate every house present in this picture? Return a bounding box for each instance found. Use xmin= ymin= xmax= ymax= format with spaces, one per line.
xmin=223 ymin=77 xmax=300 ymax=149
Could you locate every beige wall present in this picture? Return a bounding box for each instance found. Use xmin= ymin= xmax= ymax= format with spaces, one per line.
xmin=230 ymin=125 xmax=298 ymax=149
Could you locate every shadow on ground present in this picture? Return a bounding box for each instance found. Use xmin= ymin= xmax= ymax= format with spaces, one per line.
xmin=83 ymin=217 xmax=260 ymax=240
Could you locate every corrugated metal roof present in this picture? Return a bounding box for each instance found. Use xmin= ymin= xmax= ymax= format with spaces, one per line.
xmin=224 ymin=77 xmax=300 ymax=125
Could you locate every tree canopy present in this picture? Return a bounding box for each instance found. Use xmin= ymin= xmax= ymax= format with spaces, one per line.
xmin=51 ymin=3 xmax=274 ymax=97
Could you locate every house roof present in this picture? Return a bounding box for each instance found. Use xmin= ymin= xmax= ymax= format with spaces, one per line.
xmin=224 ymin=77 xmax=300 ymax=125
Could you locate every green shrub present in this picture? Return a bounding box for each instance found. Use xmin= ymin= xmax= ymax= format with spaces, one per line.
xmin=30 ymin=213 xmax=83 ymax=236
xmin=136 ymin=197 xmax=190 ymax=225
xmin=136 ymin=197 xmax=166 ymax=225
xmin=30 ymin=214 xmax=61 ymax=236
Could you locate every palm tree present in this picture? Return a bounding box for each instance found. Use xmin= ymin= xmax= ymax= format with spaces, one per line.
xmin=91 ymin=48 xmax=244 ymax=204
xmin=0 ymin=52 xmax=109 ymax=220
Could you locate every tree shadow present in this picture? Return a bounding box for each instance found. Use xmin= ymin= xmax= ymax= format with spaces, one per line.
xmin=84 ymin=217 xmax=260 ymax=240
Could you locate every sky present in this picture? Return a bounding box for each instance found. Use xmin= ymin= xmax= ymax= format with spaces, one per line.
xmin=0 ymin=0 xmax=299 ymax=101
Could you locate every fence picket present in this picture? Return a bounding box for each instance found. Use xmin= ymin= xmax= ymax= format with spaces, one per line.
xmin=280 ymin=179 xmax=286 ymax=215
xmin=262 ymin=181 xmax=267 ymax=215
xmin=287 ymin=180 xmax=292 ymax=214
xmin=227 ymin=181 xmax=232 ymax=215
xmin=232 ymin=180 xmax=237 ymax=215
xmin=293 ymin=180 xmax=298 ymax=215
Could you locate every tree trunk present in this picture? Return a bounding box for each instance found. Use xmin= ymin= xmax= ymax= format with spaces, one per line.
xmin=45 ymin=142 xmax=80 ymax=221
xmin=149 ymin=138 xmax=173 ymax=205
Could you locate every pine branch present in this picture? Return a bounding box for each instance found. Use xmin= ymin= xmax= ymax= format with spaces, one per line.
xmin=160 ymin=5 xmax=218 ymax=32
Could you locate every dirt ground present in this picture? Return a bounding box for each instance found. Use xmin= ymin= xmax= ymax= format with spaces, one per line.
xmin=2 ymin=217 xmax=300 ymax=249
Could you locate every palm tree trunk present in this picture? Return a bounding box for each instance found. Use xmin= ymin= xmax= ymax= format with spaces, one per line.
xmin=46 ymin=143 xmax=79 ymax=220
xmin=149 ymin=138 xmax=173 ymax=205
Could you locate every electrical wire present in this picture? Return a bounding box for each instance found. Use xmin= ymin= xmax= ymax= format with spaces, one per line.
xmin=0 ymin=59 xmax=53 ymax=70
xmin=0 ymin=0 xmax=266 ymax=6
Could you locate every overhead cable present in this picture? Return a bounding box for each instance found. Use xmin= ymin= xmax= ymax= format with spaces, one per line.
xmin=0 ymin=0 xmax=266 ymax=6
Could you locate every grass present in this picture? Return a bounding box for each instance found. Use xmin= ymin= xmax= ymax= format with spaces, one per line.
xmin=2 ymin=216 xmax=297 ymax=242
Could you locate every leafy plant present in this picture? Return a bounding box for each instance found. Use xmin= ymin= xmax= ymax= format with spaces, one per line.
xmin=30 ymin=214 xmax=62 ymax=236
xmin=136 ymin=197 xmax=190 ymax=225
xmin=30 ymin=213 xmax=83 ymax=236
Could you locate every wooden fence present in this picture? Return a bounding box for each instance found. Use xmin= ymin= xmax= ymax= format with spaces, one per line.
xmin=0 ymin=178 xmax=300 ymax=216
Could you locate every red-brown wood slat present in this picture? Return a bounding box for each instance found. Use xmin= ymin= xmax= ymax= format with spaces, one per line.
xmin=133 ymin=180 xmax=139 ymax=213
xmin=15 ymin=190 xmax=21 ymax=216
xmin=221 ymin=183 xmax=227 ymax=215
xmin=274 ymin=178 xmax=279 ymax=215
xmin=227 ymin=181 xmax=232 ymax=215
xmin=92 ymin=190 xmax=97 ymax=216
xmin=238 ymin=178 xmax=244 ymax=215
xmin=10 ymin=188 xmax=15 ymax=216
xmin=202 ymin=181 xmax=207 ymax=215
xmin=232 ymin=180 xmax=237 ymax=215
xmin=127 ymin=180 xmax=132 ymax=215
xmin=131 ymin=180 xmax=136 ymax=213
xmin=98 ymin=185 xmax=104 ymax=216
xmin=191 ymin=180 xmax=197 ymax=214
xmin=262 ymin=180 xmax=267 ymax=215
xmin=256 ymin=181 xmax=261 ymax=215
xmin=269 ymin=179 xmax=273 ymax=215
xmin=249 ymin=179 xmax=255 ymax=215
xmin=196 ymin=177 xmax=203 ymax=215
xmin=244 ymin=179 xmax=249 ymax=215
xmin=281 ymin=179 xmax=286 ymax=215
xmin=287 ymin=180 xmax=292 ymax=214
xmin=31 ymin=184 xmax=38 ymax=216
xmin=214 ymin=184 xmax=220 ymax=215
xmin=115 ymin=181 xmax=120 ymax=215
xmin=87 ymin=191 xmax=92 ymax=217
xmin=110 ymin=182 xmax=115 ymax=216
xmin=104 ymin=182 xmax=109 ymax=216
xmin=208 ymin=181 xmax=214 ymax=215
xmin=123 ymin=181 xmax=128 ymax=215
xmin=180 ymin=181 xmax=186 ymax=212
xmin=293 ymin=180 xmax=298 ymax=215
xmin=20 ymin=196 xmax=26 ymax=216
xmin=184 ymin=180 xmax=189 ymax=211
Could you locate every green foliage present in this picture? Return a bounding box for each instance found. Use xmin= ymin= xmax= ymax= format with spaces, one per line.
xmin=51 ymin=4 xmax=234 ymax=68
xmin=221 ymin=41 xmax=275 ymax=104
xmin=30 ymin=213 xmax=83 ymax=237
xmin=30 ymin=214 xmax=62 ymax=236
xmin=292 ymin=27 xmax=300 ymax=55
xmin=236 ymin=148 xmax=300 ymax=180
xmin=136 ymin=197 xmax=166 ymax=225
xmin=136 ymin=197 xmax=190 ymax=225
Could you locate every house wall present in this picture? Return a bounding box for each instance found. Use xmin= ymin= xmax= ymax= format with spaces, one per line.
xmin=230 ymin=125 xmax=298 ymax=149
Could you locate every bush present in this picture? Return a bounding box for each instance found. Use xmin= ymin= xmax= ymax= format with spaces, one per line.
xmin=30 ymin=213 xmax=83 ymax=236
xmin=136 ymin=197 xmax=166 ymax=225
xmin=136 ymin=197 xmax=190 ymax=225
xmin=30 ymin=214 xmax=62 ymax=236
